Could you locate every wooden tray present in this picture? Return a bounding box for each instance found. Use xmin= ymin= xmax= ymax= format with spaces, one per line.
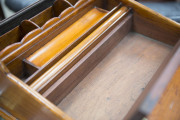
xmin=0 ymin=0 xmax=180 ymax=120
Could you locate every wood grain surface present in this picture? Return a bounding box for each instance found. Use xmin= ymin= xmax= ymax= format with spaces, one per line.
xmin=58 ymin=32 xmax=171 ymax=120
xmin=124 ymin=40 xmax=180 ymax=120
xmin=0 ymin=29 xmax=42 ymax=59
xmin=1 ymin=1 xmax=93 ymax=64
xmin=30 ymin=6 xmax=129 ymax=93
xmin=0 ymin=61 xmax=72 ymax=120
xmin=43 ymin=14 xmax=132 ymax=104
xmin=27 ymin=8 xmax=107 ymax=67
xmin=148 ymin=66 xmax=180 ymax=120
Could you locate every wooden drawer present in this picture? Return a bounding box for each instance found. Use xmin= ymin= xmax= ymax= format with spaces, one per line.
xmin=0 ymin=0 xmax=180 ymax=120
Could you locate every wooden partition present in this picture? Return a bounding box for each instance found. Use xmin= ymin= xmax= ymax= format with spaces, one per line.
xmin=0 ymin=0 xmax=180 ymax=120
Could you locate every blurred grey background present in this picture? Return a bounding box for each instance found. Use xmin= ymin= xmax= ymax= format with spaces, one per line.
xmin=0 ymin=0 xmax=179 ymax=23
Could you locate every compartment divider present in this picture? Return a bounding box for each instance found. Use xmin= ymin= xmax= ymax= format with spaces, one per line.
xmin=25 ymin=4 xmax=121 ymax=84
xmin=43 ymin=13 xmax=132 ymax=104
xmin=27 ymin=8 xmax=109 ymax=67
xmin=20 ymin=20 xmax=40 ymax=37
xmin=0 ymin=20 xmax=42 ymax=59
xmin=6 ymin=59 xmax=39 ymax=81
xmin=0 ymin=0 xmax=179 ymax=119
xmin=29 ymin=6 xmax=130 ymax=94
xmin=1 ymin=1 xmax=94 ymax=65
xmin=0 ymin=0 xmax=90 ymax=61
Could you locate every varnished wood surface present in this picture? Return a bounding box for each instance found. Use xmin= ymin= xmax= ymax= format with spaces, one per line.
xmin=148 ymin=66 xmax=180 ymax=120
xmin=0 ymin=0 xmax=90 ymax=61
xmin=0 ymin=61 xmax=72 ymax=120
xmin=27 ymin=8 xmax=108 ymax=67
xmin=1 ymin=1 xmax=94 ymax=64
xmin=0 ymin=0 xmax=179 ymax=119
xmin=0 ymin=21 xmax=41 ymax=59
xmin=43 ymin=14 xmax=132 ymax=104
xmin=58 ymin=32 xmax=171 ymax=120
xmin=0 ymin=29 xmax=42 ymax=59
xmin=30 ymin=7 xmax=54 ymax=27
xmin=25 ymin=4 xmax=112 ymax=84
xmin=30 ymin=6 xmax=129 ymax=93
xmin=0 ymin=27 xmax=22 ymax=51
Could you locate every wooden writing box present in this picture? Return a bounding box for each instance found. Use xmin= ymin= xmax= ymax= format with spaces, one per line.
xmin=0 ymin=0 xmax=180 ymax=120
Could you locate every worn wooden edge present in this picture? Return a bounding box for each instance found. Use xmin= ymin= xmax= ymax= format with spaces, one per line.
xmin=120 ymin=0 xmax=180 ymax=45
xmin=124 ymin=40 xmax=180 ymax=120
xmin=0 ymin=61 xmax=72 ymax=120
xmin=42 ymin=13 xmax=132 ymax=104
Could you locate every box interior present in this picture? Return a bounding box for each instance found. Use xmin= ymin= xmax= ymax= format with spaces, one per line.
xmin=57 ymin=32 xmax=172 ymax=120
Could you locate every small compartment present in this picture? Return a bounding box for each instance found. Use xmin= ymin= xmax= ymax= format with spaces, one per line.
xmin=0 ymin=0 xmax=86 ymax=60
xmin=26 ymin=0 xmax=120 ymax=68
xmin=35 ymin=1 xmax=179 ymax=119
xmin=57 ymin=32 xmax=171 ymax=120
xmin=0 ymin=0 xmax=100 ymax=64
xmin=40 ymin=13 xmax=174 ymax=119
xmin=27 ymin=8 xmax=109 ymax=67
xmin=30 ymin=0 xmax=72 ymax=27
xmin=27 ymin=6 xmax=127 ymax=90
xmin=6 ymin=59 xmax=39 ymax=81
xmin=0 ymin=21 xmax=39 ymax=52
